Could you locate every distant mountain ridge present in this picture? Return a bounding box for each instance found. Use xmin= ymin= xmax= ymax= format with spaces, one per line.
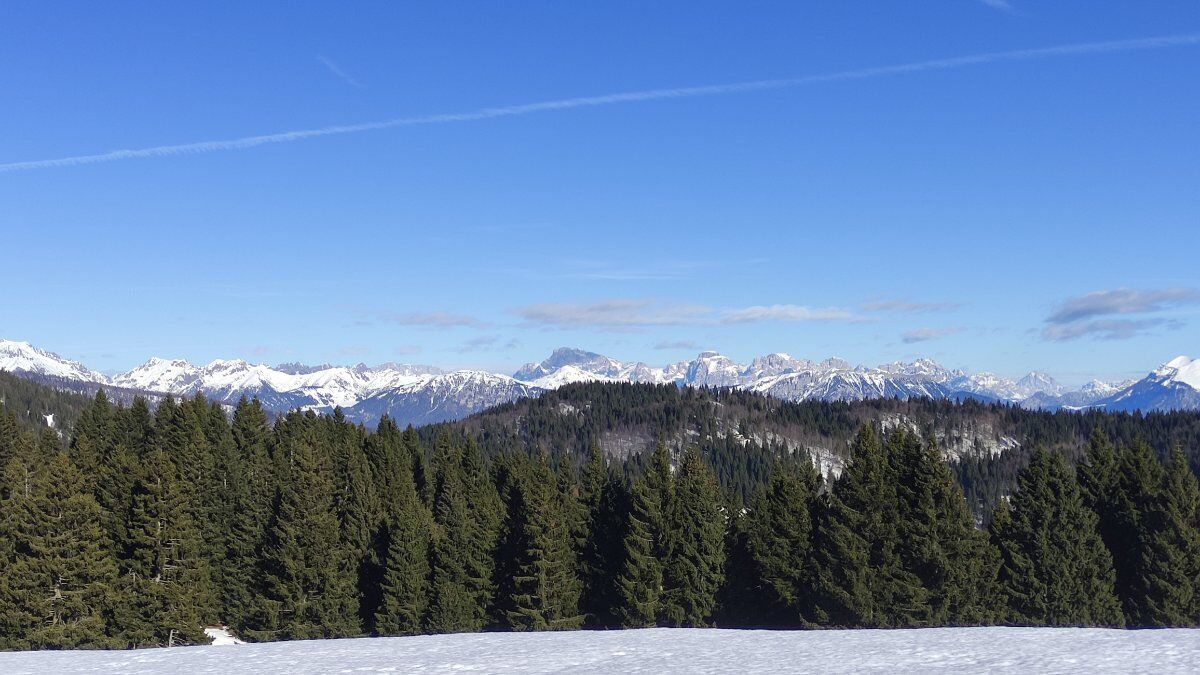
xmin=2 ymin=338 xmax=1198 ymax=427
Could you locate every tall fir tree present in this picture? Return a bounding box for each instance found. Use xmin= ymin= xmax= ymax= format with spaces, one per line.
xmin=614 ymin=478 xmax=663 ymax=628
xmin=7 ymin=453 xmax=117 ymax=648
xmin=501 ymin=454 xmax=584 ymax=631
xmin=254 ymin=431 xmax=360 ymax=640
xmin=989 ymin=449 xmax=1123 ymax=626
xmin=373 ymin=438 xmax=432 ymax=636
xmin=810 ymin=425 xmax=914 ymax=627
xmin=1140 ymin=448 xmax=1200 ymax=626
xmin=113 ymin=446 xmax=212 ymax=647
xmin=660 ymin=446 xmax=726 ymax=627
xmin=426 ymin=431 xmax=492 ymax=632
xmin=742 ymin=456 xmax=820 ymax=626
xmin=1110 ymin=439 xmax=1166 ymax=625
xmin=890 ymin=431 xmax=992 ymax=626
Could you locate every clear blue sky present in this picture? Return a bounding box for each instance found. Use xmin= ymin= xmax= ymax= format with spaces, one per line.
xmin=2 ymin=2 xmax=1198 ymax=384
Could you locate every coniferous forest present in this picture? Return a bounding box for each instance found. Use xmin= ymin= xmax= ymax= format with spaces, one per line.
xmin=2 ymin=382 xmax=1200 ymax=651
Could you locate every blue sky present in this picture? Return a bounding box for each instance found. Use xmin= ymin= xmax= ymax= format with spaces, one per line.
xmin=1 ymin=1 xmax=1198 ymax=384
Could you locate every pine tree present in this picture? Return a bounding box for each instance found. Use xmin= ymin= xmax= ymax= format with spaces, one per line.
xmin=426 ymin=431 xmax=492 ymax=632
xmin=373 ymin=423 xmax=432 ymax=636
xmin=614 ymin=479 xmax=663 ymax=628
xmin=990 ymin=449 xmax=1123 ymax=626
xmin=659 ymin=446 xmax=725 ymax=627
xmin=502 ymin=454 xmax=584 ymax=631
xmin=224 ymin=397 xmax=273 ymax=632
xmin=1140 ymin=448 xmax=1200 ymax=626
xmin=255 ymin=432 xmax=360 ymax=640
xmin=890 ymin=431 xmax=991 ymax=625
xmin=113 ymin=446 xmax=212 ymax=647
xmin=811 ymin=425 xmax=913 ymax=627
xmin=743 ymin=456 xmax=820 ymax=626
xmin=0 ymin=433 xmax=42 ymax=649
xmin=1110 ymin=439 xmax=1166 ymax=625
xmin=578 ymin=444 xmax=626 ymax=626
xmin=9 ymin=453 xmax=117 ymax=648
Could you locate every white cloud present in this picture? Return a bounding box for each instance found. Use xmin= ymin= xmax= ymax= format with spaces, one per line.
xmin=901 ymin=327 xmax=963 ymax=343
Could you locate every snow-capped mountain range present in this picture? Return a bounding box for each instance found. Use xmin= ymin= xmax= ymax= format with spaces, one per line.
xmin=2 ymin=339 xmax=1197 ymax=427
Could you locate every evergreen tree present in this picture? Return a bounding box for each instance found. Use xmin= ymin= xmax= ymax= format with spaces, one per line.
xmin=0 ymin=433 xmax=42 ymax=648
xmin=614 ymin=479 xmax=663 ymax=628
xmin=660 ymin=446 xmax=726 ymax=627
xmin=502 ymin=454 xmax=583 ymax=631
xmin=1140 ymin=448 xmax=1200 ymax=626
xmin=7 ymin=453 xmax=117 ymax=648
xmin=426 ymin=431 xmax=492 ymax=632
xmin=113 ymin=446 xmax=212 ymax=647
xmin=373 ymin=424 xmax=432 ymax=636
xmin=255 ymin=432 xmax=360 ymax=640
xmin=224 ymin=397 xmax=273 ymax=632
xmin=990 ymin=449 xmax=1123 ymax=626
xmin=1110 ymin=439 xmax=1166 ymax=625
xmin=811 ymin=425 xmax=914 ymax=627
xmin=578 ymin=445 xmax=626 ymax=626
xmin=890 ymin=431 xmax=992 ymax=625
xmin=742 ymin=456 xmax=820 ymax=625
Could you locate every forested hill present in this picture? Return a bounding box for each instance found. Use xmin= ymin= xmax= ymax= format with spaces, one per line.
xmin=0 ymin=371 xmax=95 ymax=436
xmin=433 ymin=381 xmax=1200 ymax=513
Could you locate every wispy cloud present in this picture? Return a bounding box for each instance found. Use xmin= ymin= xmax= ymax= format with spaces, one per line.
xmin=516 ymin=299 xmax=708 ymax=330
xmin=1043 ymin=318 xmax=1184 ymax=342
xmin=722 ymin=304 xmax=865 ymax=324
xmin=317 ymin=55 xmax=364 ymax=88
xmin=338 ymin=346 xmax=372 ymax=357
xmin=978 ymin=0 xmax=1016 ymax=12
xmin=1042 ymin=287 xmax=1199 ymax=341
xmin=515 ymin=299 xmax=865 ymax=330
xmin=861 ymin=298 xmax=964 ymax=314
xmin=4 ymin=33 xmax=1198 ymax=172
xmin=392 ymin=345 xmax=423 ymax=356
xmin=901 ymin=327 xmax=964 ymax=343
xmin=654 ymin=340 xmax=700 ymax=350
xmin=1046 ymin=287 xmax=1200 ymax=324
xmin=383 ymin=310 xmax=487 ymax=328
xmin=455 ymin=335 xmax=522 ymax=353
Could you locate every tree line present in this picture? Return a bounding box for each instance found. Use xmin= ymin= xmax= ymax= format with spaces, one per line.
xmin=1 ymin=389 xmax=1199 ymax=651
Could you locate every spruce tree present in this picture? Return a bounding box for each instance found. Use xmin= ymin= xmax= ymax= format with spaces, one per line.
xmin=743 ymin=457 xmax=820 ymax=626
xmin=224 ymin=397 xmax=273 ymax=632
xmin=373 ymin=425 xmax=432 ymax=636
xmin=811 ymin=425 xmax=912 ymax=627
xmin=1111 ymin=439 xmax=1166 ymax=625
xmin=113 ymin=446 xmax=212 ymax=647
xmin=426 ymin=431 xmax=491 ymax=632
xmin=255 ymin=433 xmax=360 ymax=640
xmin=614 ymin=479 xmax=663 ymax=628
xmin=990 ymin=449 xmax=1123 ymax=626
xmin=660 ymin=446 xmax=726 ymax=627
xmin=9 ymin=453 xmax=117 ymax=648
xmin=1140 ymin=448 xmax=1200 ymax=626
xmin=502 ymin=454 xmax=584 ymax=631
xmin=890 ymin=431 xmax=991 ymax=625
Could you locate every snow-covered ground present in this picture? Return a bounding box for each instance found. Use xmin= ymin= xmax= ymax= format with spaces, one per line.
xmin=2 ymin=627 xmax=1199 ymax=674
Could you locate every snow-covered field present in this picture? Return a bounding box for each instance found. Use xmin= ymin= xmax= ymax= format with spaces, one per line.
xmin=2 ymin=627 xmax=1198 ymax=674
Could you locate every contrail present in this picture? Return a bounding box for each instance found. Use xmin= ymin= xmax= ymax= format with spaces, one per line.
xmin=3 ymin=33 xmax=1198 ymax=173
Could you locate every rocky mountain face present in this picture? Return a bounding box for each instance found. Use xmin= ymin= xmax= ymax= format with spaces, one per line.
xmin=2 ymin=338 xmax=1197 ymax=427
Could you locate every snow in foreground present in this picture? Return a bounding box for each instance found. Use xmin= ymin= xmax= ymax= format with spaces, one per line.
xmin=2 ymin=627 xmax=1199 ymax=674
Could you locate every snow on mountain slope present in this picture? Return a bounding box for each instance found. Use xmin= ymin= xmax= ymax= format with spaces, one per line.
xmin=1096 ymin=355 xmax=1200 ymax=413
xmin=1 ymin=627 xmax=1198 ymax=674
xmin=112 ymin=357 xmax=201 ymax=392
xmin=0 ymin=339 xmax=109 ymax=383
xmin=346 ymin=371 xmax=541 ymax=426
xmin=4 ymin=338 xmax=1193 ymax=425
